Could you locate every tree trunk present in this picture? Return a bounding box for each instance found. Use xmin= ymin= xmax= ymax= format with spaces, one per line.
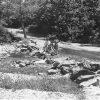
xmin=21 ymin=22 xmax=27 ymax=38
xmin=19 ymin=0 xmax=27 ymax=38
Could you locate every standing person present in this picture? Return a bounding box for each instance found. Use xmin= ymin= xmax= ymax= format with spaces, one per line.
xmin=49 ymin=35 xmax=59 ymax=55
xmin=43 ymin=35 xmax=59 ymax=55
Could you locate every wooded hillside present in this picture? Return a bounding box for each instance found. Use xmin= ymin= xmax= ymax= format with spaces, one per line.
xmin=0 ymin=0 xmax=100 ymax=43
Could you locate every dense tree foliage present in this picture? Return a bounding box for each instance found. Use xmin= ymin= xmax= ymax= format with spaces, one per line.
xmin=0 ymin=0 xmax=100 ymax=43
xmin=32 ymin=0 xmax=100 ymax=43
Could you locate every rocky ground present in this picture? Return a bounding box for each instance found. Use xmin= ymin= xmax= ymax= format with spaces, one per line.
xmin=0 ymin=28 xmax=100 ymax=100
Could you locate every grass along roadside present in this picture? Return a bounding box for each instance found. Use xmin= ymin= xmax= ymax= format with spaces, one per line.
xmin=0 ymin=72 xmax=85 ymax=100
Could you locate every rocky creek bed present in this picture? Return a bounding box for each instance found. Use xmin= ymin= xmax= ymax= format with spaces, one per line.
xmin=0 ymin=39 xmax=100 ymax=100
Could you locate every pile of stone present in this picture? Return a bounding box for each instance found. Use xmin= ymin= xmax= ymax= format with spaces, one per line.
xmin=14 ymin=39 xmax=39 ymax=54
xmin=30 ymin=52 xmax=46 ymax=59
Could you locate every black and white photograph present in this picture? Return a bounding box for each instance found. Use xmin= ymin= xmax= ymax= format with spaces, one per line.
xmin=0 ymin=0 xmax=100 ymax=100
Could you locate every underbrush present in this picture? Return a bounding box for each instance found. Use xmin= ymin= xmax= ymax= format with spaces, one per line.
xmin=0 ymin=49 xmax=86 ymax=100
xmin=0 ymin=74 xmax=85 ymax=100
xmin=0 ymin=25 xmax=21 ymax=43
xmin=0 ymin=75 xmax=80 ymax=93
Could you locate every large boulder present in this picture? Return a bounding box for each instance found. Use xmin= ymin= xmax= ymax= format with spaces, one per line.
xmin=45 ymin=59 xmax=55 ymax=64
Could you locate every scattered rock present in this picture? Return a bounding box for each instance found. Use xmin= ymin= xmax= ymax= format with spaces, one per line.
xmin=71 ymin=65 xmax=83 ymax=75
xmin=34 ymin=59 xmax=46 ymax=64
xmin=32 ymin=52 xmax=46 ymax=59
xmin=15 ymin=64 xmax=20 ymax=67
xmin=45 ymin=59 xmax=55 ymax=64
xmin=77 ymin=62 xmax=84 ymax=68
xmin=16 ymin=60 xmax=23 ymax=64
xmin=29 ymin=50 xmax=39 ymax=56
xmin=90 ymin=63 xmax=100 ymax=72
xmin=66 ymin=57 xmax=71 ymax=60
xmin=47 ymin=69 xmax=59 ymax=75
xmin=15 ymin=60 xmax=32 ymax=68
xmin=51 ymin=61 xmax=60 ymax=69
xmin=82 ymin=59 xmax=100 ymax=72
xmin=24 ymin=60 xmax=30 ymax=65
xmin=19 ymin=63 xmax=26 ymax=67
xmin=60 ymin=66 xmax=70 ymax=75
xmin=38 ymin=72 xmax=47 ymax=76
xmin=58 ymin=64 xmax=71 ymax=69
xmin=20 ymin=48 xmax=28 ymax=52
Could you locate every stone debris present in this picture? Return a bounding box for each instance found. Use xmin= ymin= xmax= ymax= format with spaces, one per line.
xmin=14 ymin=39 xmax=39 ymax=54
xmin=47 ymin=69 xmax=60 ymax=75
xmin=69 ymin=59 xmax=100 ymax=87
xmin=45 ymin=59 xmax=55 ymax=64
xmin=34 ymin=59 xmax=46 ymax=64
xmin=60 ymin=66 xmax=71 ymax=75
xmin=14 ymin=60 xmax=34 ymax=68
xmin=32 ymin=52 xmax=46 ymax=59
xmin=46 ymin=57 xmax=100 ymax=88
xmin=52 ymin=62 xmax=60 ymax=69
